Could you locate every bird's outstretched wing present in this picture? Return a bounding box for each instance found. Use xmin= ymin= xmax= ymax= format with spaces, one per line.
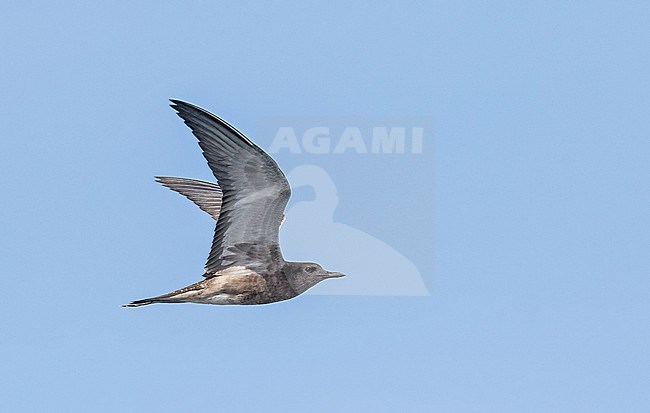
xmin=170 ymin=100 xmax=291 ymax=275
xmin=156 ymin=176 xmax=222 ymax=221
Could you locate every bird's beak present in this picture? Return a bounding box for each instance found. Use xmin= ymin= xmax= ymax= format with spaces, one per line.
xmin=326 ymin=271 xmax=345 ymax=278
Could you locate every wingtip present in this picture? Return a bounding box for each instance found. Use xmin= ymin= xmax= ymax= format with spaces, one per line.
xmin=167 ymin=98 xmax=257 ymax=148
xmin=154 ymin=176 xmax=170 ymax=187
xmin=168 ymin=99 xmax=211 ymax=120
xmin=169 ymin=98 xmax=196 ymax=111
xmin=169 ymin=99 xmax=182 ymax=111
xmin=154 ymin=176 xmax=174 ymax=190
xmin=154 ymin=176 xmax=178 ymax=191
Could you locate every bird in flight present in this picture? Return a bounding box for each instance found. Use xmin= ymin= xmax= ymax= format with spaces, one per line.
xmin=124 ymin=100 xmax=345 ymax=307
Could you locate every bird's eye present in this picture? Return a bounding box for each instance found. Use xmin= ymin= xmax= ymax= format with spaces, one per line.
xmin=305 ymin=266 xmax=316 ymax=273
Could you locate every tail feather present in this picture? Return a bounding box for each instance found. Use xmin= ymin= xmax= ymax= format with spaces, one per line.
xmin=123 ymin=281 xmax=206 ymax=308
xmin=122 ymin=298 xmax=157 ymax=307
xmin=122 ymin=292 xmax=179 ymax=307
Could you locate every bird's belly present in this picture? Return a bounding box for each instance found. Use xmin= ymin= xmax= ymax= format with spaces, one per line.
xmin=201 ymin=291 xmax=288 ymax=305
xmin=205 ymin=293 xmax=239 ymax=305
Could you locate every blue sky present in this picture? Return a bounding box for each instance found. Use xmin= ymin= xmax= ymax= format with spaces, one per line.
xmin=1 ymin=1 xmax=649 ymax=411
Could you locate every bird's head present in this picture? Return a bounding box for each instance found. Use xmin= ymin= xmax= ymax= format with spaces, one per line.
xmin=284 ymin=262 xmax=345 ymax=294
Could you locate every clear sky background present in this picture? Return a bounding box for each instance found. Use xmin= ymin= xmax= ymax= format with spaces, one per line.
xmin=1 ymin=1 xmax=649 ymax=412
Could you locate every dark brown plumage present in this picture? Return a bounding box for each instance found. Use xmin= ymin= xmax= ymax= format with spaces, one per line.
xmin=124 ymin=100 xmax=344 ymax=307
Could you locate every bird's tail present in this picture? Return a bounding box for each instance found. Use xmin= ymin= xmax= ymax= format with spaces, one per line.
xmin=122 ymin=292 xmax=185 ymax=307
xmin=122 ymin=298 xmax=158 ymax=307
xmin=123 ymin=281 xmax=205 ymax=308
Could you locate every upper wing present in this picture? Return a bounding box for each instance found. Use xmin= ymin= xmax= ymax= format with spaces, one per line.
xmin=170 ymin=100 xmax=291 ymax=274
xmin=156 ymin=176 xmax=222 ymax=221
